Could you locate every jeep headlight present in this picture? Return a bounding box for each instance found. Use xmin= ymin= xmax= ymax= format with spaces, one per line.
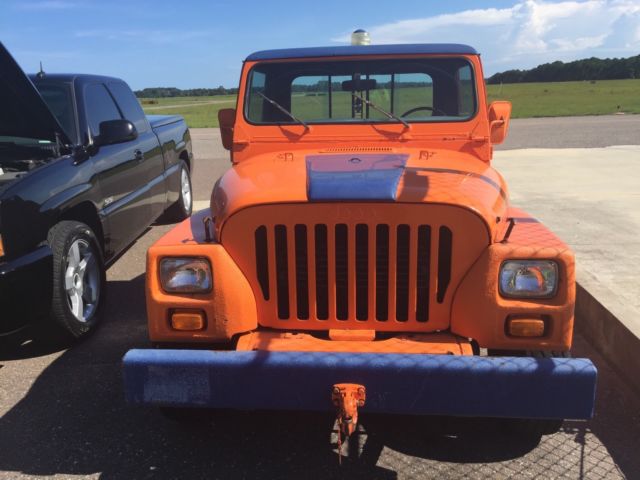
xmin=160 ymin=258 xmax=212 ymax=293
xmin=499 ymin=260 xmax=558 ymax=298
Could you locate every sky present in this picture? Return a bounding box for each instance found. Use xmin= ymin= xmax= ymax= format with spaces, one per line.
xmin=1 ymin=0 xmax=639 ymax=90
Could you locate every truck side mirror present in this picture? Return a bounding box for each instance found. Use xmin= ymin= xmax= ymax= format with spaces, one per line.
xmin=218 ymin=108 xmax=236 ymax=151
xmin=95 ymin=119 xmax=137 ymax=146
xmin=487 ymin=101 xmax=511 ymax=145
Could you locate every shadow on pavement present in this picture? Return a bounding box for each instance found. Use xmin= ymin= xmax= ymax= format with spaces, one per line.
xmin=0 ymin=331 xmax=66 ymax=361
xmin=0 ymin=275 xmax=639 ymax=479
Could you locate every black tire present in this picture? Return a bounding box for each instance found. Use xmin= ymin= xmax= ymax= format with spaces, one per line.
xmin=163 ymin=160 xmax=192 ymax=223
xmin=44 ymin=221 xmax=105 ymax=342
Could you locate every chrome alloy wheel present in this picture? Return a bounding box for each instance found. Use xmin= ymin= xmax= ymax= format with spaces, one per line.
xmin=181 ymin=167 xmax=192 ymax=213
xmin=64 ymin=239 xmax=100 ymax=322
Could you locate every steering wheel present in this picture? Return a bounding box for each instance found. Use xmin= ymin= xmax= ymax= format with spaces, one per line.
xmin=400 ymin=106 xmax=447 ymax=117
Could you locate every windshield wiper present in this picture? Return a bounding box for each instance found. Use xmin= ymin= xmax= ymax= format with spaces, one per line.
xmin=256 ymin=92 xmax=309 ymax=130
xmin=351 ymin=92 xmax=410 ymax=129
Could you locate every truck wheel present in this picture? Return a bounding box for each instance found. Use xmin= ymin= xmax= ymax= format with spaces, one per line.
xmin=164 ymin=161 xmax=193 ymax=222
xmin=45 ymin=221 xmax=105 ymax=342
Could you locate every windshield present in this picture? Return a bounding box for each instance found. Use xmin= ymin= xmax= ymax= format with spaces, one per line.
xmin=33 ymin=82 xmax=77 ymax=141
xmin=245 ymin=57 xmax=476 ymax=125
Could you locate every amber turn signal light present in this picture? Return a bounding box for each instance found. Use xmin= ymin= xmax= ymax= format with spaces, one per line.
xmin=508 ymin=318 xmax=545 ymax=337
xmin=170 ymin=311 xmax=206 ymax=331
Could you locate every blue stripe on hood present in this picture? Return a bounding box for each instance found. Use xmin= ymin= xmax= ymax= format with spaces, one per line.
xmin=307 ymin=154 xmax=409 ymax=201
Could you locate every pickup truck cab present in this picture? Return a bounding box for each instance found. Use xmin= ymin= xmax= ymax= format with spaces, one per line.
xmin=124 ymin=41 xmax=596 ymax=442
xmin=0 ymin=43 xmax=193 ymax=341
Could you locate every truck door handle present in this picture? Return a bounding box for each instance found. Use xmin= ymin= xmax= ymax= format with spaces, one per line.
xmin=134 ymin=150 xmax=144 ymax=162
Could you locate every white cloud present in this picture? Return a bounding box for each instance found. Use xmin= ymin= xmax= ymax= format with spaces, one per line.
xmin=333 ymin=0 xmax=640 ymax=73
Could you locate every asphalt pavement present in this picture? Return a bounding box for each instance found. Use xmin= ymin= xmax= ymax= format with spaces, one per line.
xmin=496 ymin=114 xmax=640 ymax=150
xmin=1 ymin=117 xmax=639 ymax=479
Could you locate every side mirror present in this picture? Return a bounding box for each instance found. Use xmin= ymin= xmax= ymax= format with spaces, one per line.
xmin=487 ymin=101 xmax=511 ymax=145
xmin=218 ymin=108 xmax=236 ymax=151
xmin=95 ymin=119 xmax=137 ymax=146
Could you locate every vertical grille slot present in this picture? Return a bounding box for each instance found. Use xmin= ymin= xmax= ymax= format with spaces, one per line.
xmin=437 ymin=226 xmax=453 ymax=303
xmin=294 ymin=225 xmax=309 ymax=320
xmin=314 ymin=224 xmax=329 ymax=320
xmin=252 ymin=218 xmax=453 ymax=326
xmin=395 ymin=225 xmax=410 ymax=321
xmin=375 ymin=224 xmax=390 ymax=321
xmin=274 ymin=225 xmax=290 ymax=319
xmin=355 ymin=224 xmax=368 ymax=320
xmin=254 ymin=226 xmax=269 ymax=300
xmin=416 ymin=225 xmax=431 ymax=322
xmin=335 ymin=224 xmax=349 ymax=320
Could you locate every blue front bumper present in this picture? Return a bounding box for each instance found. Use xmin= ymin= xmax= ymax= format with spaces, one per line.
xmin=123 ymin=350 xmax=597 ymax=420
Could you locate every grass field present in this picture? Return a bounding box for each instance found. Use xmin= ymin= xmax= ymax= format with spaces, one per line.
xmin=141 ymin=95 xmax=236 ymax=127
xmin=487 ymin=79 xmax=640 ymax=118
xmin=141 ymin=79 xmax=640 ymax=128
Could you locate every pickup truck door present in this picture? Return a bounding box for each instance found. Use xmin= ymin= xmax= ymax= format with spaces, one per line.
xmin=106 ymin=81 xmax=166 ymax=221
xmin=84 ymin=82 xmax=154 ymax=257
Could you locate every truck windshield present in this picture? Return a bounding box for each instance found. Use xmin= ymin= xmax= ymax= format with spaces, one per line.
xmin=245 ymin=57 xmax=476 ymax=125
xmin=33 ymin=83 xmax=76 ymax=142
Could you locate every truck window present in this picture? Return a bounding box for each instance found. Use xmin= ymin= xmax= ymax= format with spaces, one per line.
xmin=35 ymin=83 xmax=77 ymax=142
xmin=393 ymin=73 xmax=433 ymax=119
xmin=107 ymin=82 xmax=149 ymax=133
xmin=85 ymin=84 xmax=122 ymax=137
xmin=246 ymin=58 xmax=476 ymax=125
xmin=290 ymin=75 xmax=330 ymax=120
xmin=247 ymin=71 xmax=266 ymax=121
xmin=457 ymin=65 xmax=474 ymax=116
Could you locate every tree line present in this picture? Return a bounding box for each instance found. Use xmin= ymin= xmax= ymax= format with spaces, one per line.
xmin=135 ymin=54 xmax=640 ymax=96
xmin=291 ymin=81 xmax=433 ymax=93
xmin=487 ymin=54 xmax=640 ymax=84
xmin=134 ymin=86 xmax=239 ymax=98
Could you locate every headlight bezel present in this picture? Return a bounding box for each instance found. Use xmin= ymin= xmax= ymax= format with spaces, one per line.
xmin=159 ymin=256 xmax=213 ymax=294
xmin=499 ymin=259 xmax=559 ymax=299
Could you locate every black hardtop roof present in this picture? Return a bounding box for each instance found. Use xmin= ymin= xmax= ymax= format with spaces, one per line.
xmin=28 ymin=73 xmax=127 ymax=85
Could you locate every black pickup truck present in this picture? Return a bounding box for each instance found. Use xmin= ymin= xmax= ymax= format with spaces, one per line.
xmin=0 ymin=43 xmax=193 ymax=341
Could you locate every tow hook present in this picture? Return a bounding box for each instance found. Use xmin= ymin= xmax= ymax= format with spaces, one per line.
xmin=332 ymin=383 xmax=366 ymax=463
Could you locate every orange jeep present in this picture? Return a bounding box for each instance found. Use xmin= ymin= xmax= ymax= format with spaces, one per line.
xmin=123 ymin=42 xmax=596 ymax=438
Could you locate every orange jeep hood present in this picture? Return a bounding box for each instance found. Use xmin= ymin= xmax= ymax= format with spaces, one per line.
xmin=211 ymin=147 xmax=509 ymax=242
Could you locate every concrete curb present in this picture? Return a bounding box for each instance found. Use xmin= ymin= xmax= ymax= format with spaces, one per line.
xmin=575 ymin=282 xmax=640 ymax=396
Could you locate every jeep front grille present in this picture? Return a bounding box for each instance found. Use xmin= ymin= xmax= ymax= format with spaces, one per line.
xmin=221 ymin=203 xmax=489 ymax=333
xmin=253 ymin=223 xmax=453 ymax=324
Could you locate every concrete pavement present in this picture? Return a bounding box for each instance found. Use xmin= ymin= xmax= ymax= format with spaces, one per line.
xmin=494 ymin=145 xmax=640 ymax=390
xmin=497 ymin=115 xmax=640 ymax=149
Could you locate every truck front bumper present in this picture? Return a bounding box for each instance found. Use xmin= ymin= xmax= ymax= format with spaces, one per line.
xmin=0 ymin=245 xmax=52 ymax=335
xmin=123 ymin=350 xmax=597 ymax=420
